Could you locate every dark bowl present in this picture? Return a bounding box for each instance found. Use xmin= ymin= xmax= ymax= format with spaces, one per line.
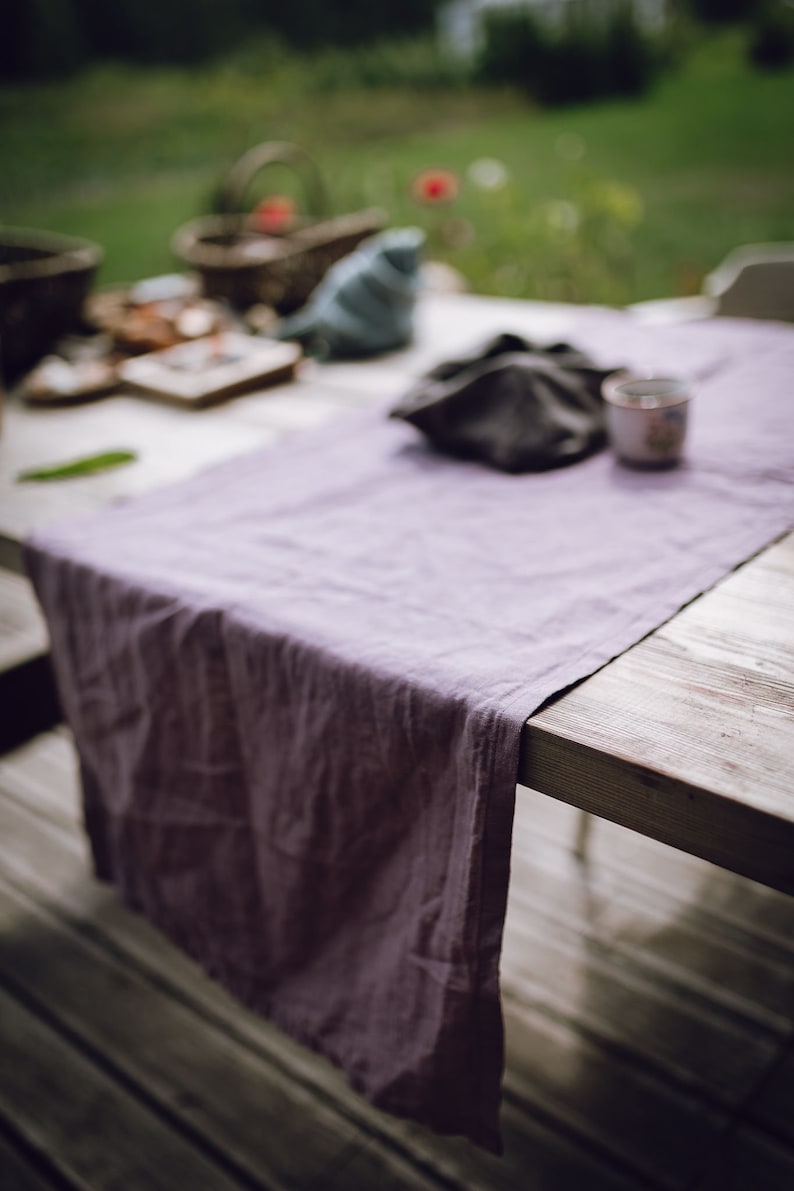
xmin=0 ymin=227 xmax=104 ymax=383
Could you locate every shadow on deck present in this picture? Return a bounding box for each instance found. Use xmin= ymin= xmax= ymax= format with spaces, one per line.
xmin=0 ymin=729 xmax=792 ymax=1190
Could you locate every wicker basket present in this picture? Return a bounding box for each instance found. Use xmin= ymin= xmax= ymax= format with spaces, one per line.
xmin=171 ymin=142 xmax=386 ymax=314
xmin=0 ymin=227 xmax=103 ymax=383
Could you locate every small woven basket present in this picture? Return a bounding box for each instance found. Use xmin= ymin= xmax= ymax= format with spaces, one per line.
xmin=171 ymin=142 xmax=386 ymax=314
xmin=0 ymin=227 xmax=103 ymax=383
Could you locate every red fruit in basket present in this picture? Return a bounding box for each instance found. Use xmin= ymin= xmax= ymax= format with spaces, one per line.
xmin=252 ymin=194 xmax=298 ymax=234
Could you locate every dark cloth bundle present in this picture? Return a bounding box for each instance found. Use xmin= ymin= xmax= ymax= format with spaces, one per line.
xmin=391 ymin=332 xmax=621 ymax=472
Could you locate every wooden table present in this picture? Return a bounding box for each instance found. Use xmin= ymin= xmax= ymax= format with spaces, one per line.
xmin=2 ymin=292 xmax=792 ymax=896
xmin=520 ymin=530 xmax=794 ymax=895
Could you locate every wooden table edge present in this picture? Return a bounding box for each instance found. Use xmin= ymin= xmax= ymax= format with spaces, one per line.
xmin=520 ymin=530 xmax=794 ymax=896
xmin=518 ymin=719 xmax=794 ymax=896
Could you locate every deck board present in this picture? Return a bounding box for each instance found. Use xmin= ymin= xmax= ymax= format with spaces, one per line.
xmin=1 ymin=732 xmax=793 ymax=1190
xmin=0 ymin=1132 xmax=58 ymax=1191
xmin=0 ymin=571 xmax=59 ymax=752
xmin=745 ymin=1037 xmax=794 ymax=1148
xmin=0 ymin=986 xmax=246 ymax=1191
xmin=0 ymin=880 xmax=377 ymax=1191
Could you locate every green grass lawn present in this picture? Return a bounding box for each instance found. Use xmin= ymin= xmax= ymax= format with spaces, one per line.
xmin=1 ymin=30 xmax=792 ymax=305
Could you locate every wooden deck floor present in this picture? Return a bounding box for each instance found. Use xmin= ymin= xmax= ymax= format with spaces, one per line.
xmin=1 ymin=726 xmax=792 ymax=1191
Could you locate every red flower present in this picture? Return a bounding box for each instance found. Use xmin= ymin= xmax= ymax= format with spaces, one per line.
xmin=410 ymin=168 xmax=460 ymax=206
xmin=252 ymin=194 xmax=298 ymax=234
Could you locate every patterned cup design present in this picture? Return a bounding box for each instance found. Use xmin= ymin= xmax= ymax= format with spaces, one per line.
xmin=602 ymin=374 xmax=690 ymax=466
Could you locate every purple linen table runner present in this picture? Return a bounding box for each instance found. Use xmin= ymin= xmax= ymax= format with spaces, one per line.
xmin=25 ymin=311 xmax=794 ymax=1151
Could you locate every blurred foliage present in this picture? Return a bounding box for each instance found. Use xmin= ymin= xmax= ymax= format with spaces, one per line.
xmin=0 ymin=0 xmax=444 ymax=79
xmin=747 ymin=2 xmax=794 ymax=69
xmin=685 ymin=0 xmax=764 ymax=21
xmin=2 ymin=0 xmax=89 ymax=78
xmin=244 ymin=0 xmax=441 ymax=50
xmin=71 ymin=0 xmax=248 ymax=64
xmin=1 ymin=29 xmax=792 ymax=305
xmin=411 ymin=166 xmax=646 ymax=305
xmin=477 ymin=3 xmax=665 ymax=105
xmin=297 ymin=35 xmax=472 ymax=93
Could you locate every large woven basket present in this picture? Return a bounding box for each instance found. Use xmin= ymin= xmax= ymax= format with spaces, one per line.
xmin=171 ymin=142 xmax=386 ymax=314
xmin=0 ymin=227 xmax=103 ymax=383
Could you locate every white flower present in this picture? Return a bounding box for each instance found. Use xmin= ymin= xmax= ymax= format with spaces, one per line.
xmin=467 ymin=157 xmax=510 ymax=191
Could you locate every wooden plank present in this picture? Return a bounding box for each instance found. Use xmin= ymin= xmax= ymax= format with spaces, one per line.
xmin=3 ymin=723 xmax=793 ymax=1188
xmin=0 ymin=749 xmax=773 ymax=1191
xmin=0 ymin=573 xmax=59 ymax=750
xmin=15 ymin=723 xmax=790 ymax=1002
xmin=513 ymin=785 xmax=794 ymax=948
xmin=0 ymin=877 xmax=437 ymax=1191
xmin=746 ymin=1038 xmax=794 ymax=1147
xmin=425 ymin=1100 xmax=649 ymax=1191
xmin=319 ymin=1141 xmax=462 ymax=1191
xmin=0 ymin=571 xmax=48 ymax=671
xmin=0 ymin=751 xmax=654 ymax=1190
xmin=0 ymin=656 xmax=60 ymax=754
xmin=505 ymin=787 xmax=794 ymax=1151
xmin=207 ymin=387 xmax=354 ymax=434
xmin=0 ymin=985 xmax=247 ymax=1191
xmin=501 ymin=996 xmax=727 ymax=1190
xmin=521 ymin=533 xmax=794 ymax=894
xmin=0 ymin=1130 xmax=60 ymax=1191
xmin=5 ymin=724 xmax=790 ymax=1121
xmin=693 ymin=1124 xmax=794 ymax=1191
xmin=0 ymin=799 xmax=446 ymax=1189
xmin=325 ymin=1098 xmax=655 ymax=1191
xmin=0 ymin=774 xmax=650 ymax=1190
xmin=206 ymin=370 xmax=387 ymax=431
xmin=501 ymin=903 xmax=782 ymax=1107
xmin=2 ymin=731 xmax=790 ymax=1191
xmin=3 ymin=722 xmax=792 ymax=1191
xmin=507 ymin=833 xmax=794 ymax=1032
xmin=0 ymin=730 xmax=81 ymax=829
xmin=0 ymin=535 xmax=23 ymax=576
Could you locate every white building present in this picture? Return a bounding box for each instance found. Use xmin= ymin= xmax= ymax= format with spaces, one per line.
xmin=439 ymin=0 xmax=669 ymax=59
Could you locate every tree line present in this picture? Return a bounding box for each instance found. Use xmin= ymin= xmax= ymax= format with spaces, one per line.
xmin=2 ymin=0 xmax=443 ymax=80
xmin=3 ymin=0 xmax=788 ymax=83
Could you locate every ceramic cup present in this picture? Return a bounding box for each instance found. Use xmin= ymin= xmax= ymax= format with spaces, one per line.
xmin=602 ymin=372 xmax=690 ymax=466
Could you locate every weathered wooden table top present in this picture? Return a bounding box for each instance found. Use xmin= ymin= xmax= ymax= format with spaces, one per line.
xmin=2 ymin=291 xmax=792 ymax=894
xmin=520 ymin=530 xmax=794 ymax=894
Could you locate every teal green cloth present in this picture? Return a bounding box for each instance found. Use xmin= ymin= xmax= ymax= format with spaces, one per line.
xmin=275 ymin=227 xmax=424 ymax=358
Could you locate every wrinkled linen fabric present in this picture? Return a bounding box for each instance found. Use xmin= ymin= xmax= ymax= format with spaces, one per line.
xmin=24 ymin=311 xmax=794 ymax=1153
xmin=390 ymin=332 xmax=618 ymax=471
